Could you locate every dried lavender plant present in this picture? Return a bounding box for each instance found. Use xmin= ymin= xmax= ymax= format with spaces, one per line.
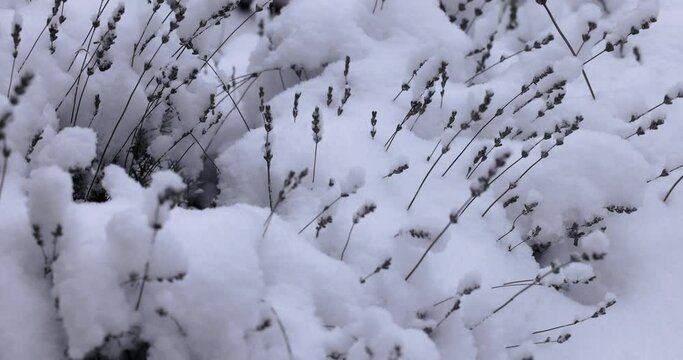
xmin=340 ymin=202 xmax=376 ymax=260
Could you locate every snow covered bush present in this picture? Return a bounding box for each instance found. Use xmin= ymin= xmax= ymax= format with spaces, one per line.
xmin=2 ymin=0 xmax=682 ymax=359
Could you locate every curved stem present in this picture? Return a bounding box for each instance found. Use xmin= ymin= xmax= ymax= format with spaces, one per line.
xmin=664 ymin=175 xmax=683 ymax=202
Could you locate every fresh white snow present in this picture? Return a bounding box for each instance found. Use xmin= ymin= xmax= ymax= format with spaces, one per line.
xmin=1 ymin=0 xmax=682 ymax=359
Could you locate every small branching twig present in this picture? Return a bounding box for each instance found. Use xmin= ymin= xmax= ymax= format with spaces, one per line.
xmin=497 ymin=202 xmax=538 ymax=242
xmin=508 ymin=225 xmax=542 ymax=252
xmin=18 ymin=0 xmax=66 ymax=73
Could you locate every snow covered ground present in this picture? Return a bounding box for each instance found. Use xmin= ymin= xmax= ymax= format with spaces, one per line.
xmin=0 ymin=0 xmax=682 ymax=359
xmin=537 ymin=1 xmax=683 ymax=358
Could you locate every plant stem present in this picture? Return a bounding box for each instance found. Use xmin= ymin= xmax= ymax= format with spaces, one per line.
xmin=299 ymin=194 xmax=344 ymax=234
xmin=0 ymin=144 xmax=8 ymax=203
xmin=340 ymin=223 xmax=356 ymax=260
xmin=407 ymin=152 xmax=445 ymax=211
xmin=405 ymin=197 xmax=474 ymax=281
xmin=404 ymin=221 xmax=452 ymax=281
xmin=441 ymin=93 xmax=521 ymax=177
xmin=18 ymin=22 xmax=50 ymax=73
xmin=132 ymin=8 xmax=158 ymax=67
xmin=312 ymin=142 xmax=318 ymax=183
xmin=86 ymin=70 xmax=147 ymax=199
xmin=7 ymin=57 xmax=16 ymax=98
xmin=135 ymin=201 xmax=162 ymax=311
xmin=541 ymin=3 xmax=596 ymax=100
xmin=664 ymin=175 xmax=683 ymax=202
xmin=470 ymin=260 xmax=573 ymax=329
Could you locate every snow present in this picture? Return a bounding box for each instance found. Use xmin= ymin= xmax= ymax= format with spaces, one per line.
xmin=1 ymin=0 xmax=683 ymax=359
xmin=33 ymin=127 xmax=97 ymax=170
xmin=26 ymin=166 xmax=72 ymax=234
